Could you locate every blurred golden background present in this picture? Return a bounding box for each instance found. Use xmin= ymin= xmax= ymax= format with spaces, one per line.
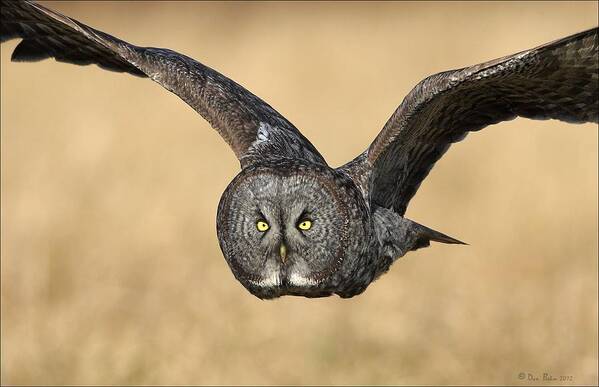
xmin=1 ymin=1 xmax=597 ymax=385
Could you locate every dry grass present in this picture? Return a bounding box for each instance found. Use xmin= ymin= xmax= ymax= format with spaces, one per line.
xmin=1 ymin=1 xmax=597 ymax=385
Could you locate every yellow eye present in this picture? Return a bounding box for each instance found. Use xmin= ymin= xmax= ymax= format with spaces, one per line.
xmin=298 ymin=220 xmax=312 ymax=231
xmin=256 ymin=220 xmax=269 ymax=232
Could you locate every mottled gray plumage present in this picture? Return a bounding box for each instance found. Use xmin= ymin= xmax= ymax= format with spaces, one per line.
xmin=346 ymin=29 xmax=599 ymax=215
xmin=2 ymin=0 xmax=597 ymax=299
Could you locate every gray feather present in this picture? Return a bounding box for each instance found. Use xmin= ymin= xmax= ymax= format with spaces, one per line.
xmin=342 ymin=28 xmax=598 ymax=216
xmin=0 ymin=0 xmax=323 ymax=165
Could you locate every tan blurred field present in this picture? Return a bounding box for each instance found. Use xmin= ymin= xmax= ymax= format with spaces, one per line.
xmin=1 ymin=1 xmax=597 ymax=385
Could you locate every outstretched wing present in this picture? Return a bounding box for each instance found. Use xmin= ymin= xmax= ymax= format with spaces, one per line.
xmin=342 ymin=28 xmax=598 ymax=215
xmin=0 ymin=0 xmax=324 ymax=166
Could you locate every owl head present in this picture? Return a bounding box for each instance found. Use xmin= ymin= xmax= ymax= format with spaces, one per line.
xmin=216 ymin=160 xmax=370 ymax=299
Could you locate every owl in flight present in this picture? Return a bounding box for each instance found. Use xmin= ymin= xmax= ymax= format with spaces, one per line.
xmin=1 ymin=1 xmax=597 ymax=299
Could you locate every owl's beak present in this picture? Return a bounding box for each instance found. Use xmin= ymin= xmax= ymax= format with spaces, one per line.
xmin=279 ymin=243 xmax=287 ymax=263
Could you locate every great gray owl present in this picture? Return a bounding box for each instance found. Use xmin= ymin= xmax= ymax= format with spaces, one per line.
xmin=1 ymin=1 xmax=598 ymax=299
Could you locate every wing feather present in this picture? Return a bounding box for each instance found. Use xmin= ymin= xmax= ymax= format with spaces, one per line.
xmin=1 ymin=0 xmax=324 ymax=165
xmin=342 ymin=28 xmax=598 ymax=215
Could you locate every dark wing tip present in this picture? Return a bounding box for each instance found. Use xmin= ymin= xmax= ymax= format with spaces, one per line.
xmin=1 ymin=0 xmax=148 ymax=77
xmin=10 ymin=39 xmax=51 ymax=62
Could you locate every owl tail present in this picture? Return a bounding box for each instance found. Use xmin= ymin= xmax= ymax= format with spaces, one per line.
xmin=406 ymin=218 xmax=467 ymax=251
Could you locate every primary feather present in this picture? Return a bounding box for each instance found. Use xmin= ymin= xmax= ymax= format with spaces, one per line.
xmin=0 ymin=0 xmax=323 ymax=164
xmin=342 ymin=28 xmax=598 ymax=215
